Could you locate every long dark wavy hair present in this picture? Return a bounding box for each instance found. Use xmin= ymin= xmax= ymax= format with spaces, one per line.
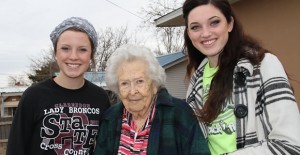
xmin=183 ymin=0 xmax=268 ymax=123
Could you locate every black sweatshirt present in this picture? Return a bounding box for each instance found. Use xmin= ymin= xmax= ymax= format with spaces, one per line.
xmin=7 ymin=79 xmax=110 ymax=155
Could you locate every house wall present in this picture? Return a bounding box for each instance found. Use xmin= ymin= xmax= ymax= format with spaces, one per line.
xmin=0 ymin=94 xmax=22 ymax=154
xmin=232 ymin=0 xmax=300 ymax=108
xmin=1 ymin=96 xmax=21 ymax=117
xmin=165 ymin=61 xmax=188 ymax=99
xmin=4 ymin=96 xmax=20 ymax=102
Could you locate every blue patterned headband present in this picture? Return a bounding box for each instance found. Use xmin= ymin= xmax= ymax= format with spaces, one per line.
xmin=50 ymin=17 xmax=98 ymax=53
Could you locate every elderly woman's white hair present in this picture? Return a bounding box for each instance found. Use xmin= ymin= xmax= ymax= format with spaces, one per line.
xmin=105 ymin=44 xmax=166 ymax=94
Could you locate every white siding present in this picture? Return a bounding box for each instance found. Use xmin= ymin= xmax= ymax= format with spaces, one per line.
xmin=164 ymin=60 xmax=188 ymax=99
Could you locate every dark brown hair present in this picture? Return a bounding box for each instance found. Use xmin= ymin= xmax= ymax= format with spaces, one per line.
xmin=183 ymin=0 xmax=267 ymax=123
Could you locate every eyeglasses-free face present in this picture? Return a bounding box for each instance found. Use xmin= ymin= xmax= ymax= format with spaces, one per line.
xmin=187 ymin=4 xmax=233 ymax=67
xmin=117 ymin=59 xmax=158 ymax=116
xmin=55 ymin=30 xmax=92 ymax=80
xmin=119 ymin=78 xmax=149 ymax=93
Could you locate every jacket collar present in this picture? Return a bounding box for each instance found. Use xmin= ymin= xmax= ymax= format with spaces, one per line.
xmin=236 ymin=58 xmax=254 ymax=76
xmin=155 ymin=87 xmax=174 ymax=107
xmin=198 ymin=57 xmax=254 ymax=76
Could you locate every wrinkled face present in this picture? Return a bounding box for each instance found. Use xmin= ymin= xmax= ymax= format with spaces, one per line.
xmin=117 ymin=59 xmax=157 ymax=115
xmin=55 ymin=30 xmax=92 ymax=80
xmin=187 ymin=4 xmax=233 ymax=66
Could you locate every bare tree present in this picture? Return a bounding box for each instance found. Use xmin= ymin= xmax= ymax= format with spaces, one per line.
xmin=27 ymin=48 xmax=59 ymax=84
xmin=140 ymin=0 xmax=184 ymax=54
xmin=95 ymin=26 xmax=131 ymax=71
xmin=8 ymin=75 xmax=31 ymax=86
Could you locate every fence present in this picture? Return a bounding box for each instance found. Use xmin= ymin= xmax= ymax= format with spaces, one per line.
xmin=0 ymin=117 xmax=12 ymax=155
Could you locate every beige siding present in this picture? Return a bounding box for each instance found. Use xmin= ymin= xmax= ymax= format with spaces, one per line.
xmin=232 ymin=0 xmax=300 ymax=107
xmin=165 ymin=61 xmax=188 ymax=99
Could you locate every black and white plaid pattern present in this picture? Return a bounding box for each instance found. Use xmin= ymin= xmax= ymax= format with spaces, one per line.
xmin=186 ymin=53 xmax=300 ymax=154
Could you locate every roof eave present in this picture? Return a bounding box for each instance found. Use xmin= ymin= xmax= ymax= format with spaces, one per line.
xmin=154 ymin=0 xmax=241 ymax=27
xmin=163 ymin=57 xmax=187 ymax=69
xmin=154 ymin=8 xmax=184 ymax=27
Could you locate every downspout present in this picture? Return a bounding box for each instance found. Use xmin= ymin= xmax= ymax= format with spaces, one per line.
xmin=1 ymin=93 xmax=4 ymax=117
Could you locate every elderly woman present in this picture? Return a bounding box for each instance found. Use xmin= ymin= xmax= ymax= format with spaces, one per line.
xmin=94 ymin=44 xmax=210 ymax=155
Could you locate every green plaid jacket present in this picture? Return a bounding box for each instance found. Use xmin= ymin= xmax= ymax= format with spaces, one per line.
xmin=94 ymin=88 xmax=210 ymax=155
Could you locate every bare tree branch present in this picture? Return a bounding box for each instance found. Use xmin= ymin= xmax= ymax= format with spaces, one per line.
xmin=140 ymin=0 xmax=184 ymax=54
xmin=8 ymin=75 xmax=31 ymax=86
xmin=27 ymin=47 xmax=59 ymax=84
xmin=95 ymin=26 xmax=131 ymax=71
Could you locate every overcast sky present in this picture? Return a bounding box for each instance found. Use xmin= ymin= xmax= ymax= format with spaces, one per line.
xmin=0 ymin=0 xmax=157 ymax=87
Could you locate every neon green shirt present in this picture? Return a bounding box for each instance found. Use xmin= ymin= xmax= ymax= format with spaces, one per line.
xmin=203 ymin=62 xmax=237 ymax=155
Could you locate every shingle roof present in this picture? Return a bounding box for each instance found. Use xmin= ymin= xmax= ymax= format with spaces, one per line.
xmin=0 ymin=86 xmax=28 ymax=94
xmin=84 ymin=52 xmax=187 ymax=85
xmin=84 ymin=72 xmax=106 ymax=87
xmin=157 ymin=51 xmax=186 ymax=67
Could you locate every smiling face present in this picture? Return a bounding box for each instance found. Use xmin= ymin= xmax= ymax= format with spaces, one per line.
xmin=55 ymin=30 xmax=92 ymax=80
xmin=117 ymin=59 xmax=157 ymax=116
xmin=187 ymin=4 xmax=233 ymax=67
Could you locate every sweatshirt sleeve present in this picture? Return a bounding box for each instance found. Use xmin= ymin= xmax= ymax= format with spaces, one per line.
xmin=6 ymin=89 xmax=36 ymax=155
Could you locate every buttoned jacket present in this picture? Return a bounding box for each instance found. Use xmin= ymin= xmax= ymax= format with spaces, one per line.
xmin=187 ymin=53 xmax=300 ymax=155
xmin=94 ymin=88 xmax=210 ymax=155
